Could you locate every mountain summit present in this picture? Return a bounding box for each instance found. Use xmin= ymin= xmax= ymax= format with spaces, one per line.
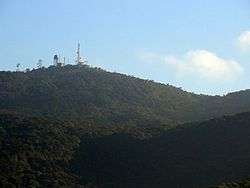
xmin=0 ymin=64 xmax=250 ymax=128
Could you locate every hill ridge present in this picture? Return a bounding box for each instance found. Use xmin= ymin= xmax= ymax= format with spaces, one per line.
xmin=0 ymin=64 xmax=250 ymax=128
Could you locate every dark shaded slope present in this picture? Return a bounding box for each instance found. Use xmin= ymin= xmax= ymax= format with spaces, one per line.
xmin=1 ymin=111 xmax=250 ymax=188
xmin=0 ymin=112 xmax=163 ymax=187
xmin=1 ymin=65 xmax=250 ymax=128
xmin=212 ymin=178 xmax=250 ymax=188
xmin=0 ymin=113 xmax=82 ymax=187
xmin=72 ymin=112 xmax=250 ymax=188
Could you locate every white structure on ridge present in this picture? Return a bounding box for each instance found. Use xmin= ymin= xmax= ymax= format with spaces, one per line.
xmin=76 ymin=42 xmax=87 ymax=65
xmin=53 ymin=54 xmax=64 ymax=67
xmin=53 ymin=54 xmax=59 ymax=66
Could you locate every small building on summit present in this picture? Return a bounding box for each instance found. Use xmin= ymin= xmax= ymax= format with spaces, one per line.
xmin=52 ymin=42 xmax=87 ymax=67
xmin=53 ymin=55 xmax=59 ymax=66
xmin=53 ymin=54 xmax=64 ymax=67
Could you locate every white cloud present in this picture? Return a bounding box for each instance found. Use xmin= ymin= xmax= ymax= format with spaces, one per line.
xmin=139 ymin=50 xmax=244 ymax=82
xmin=238 ymin=31 xmax=250 ymax=51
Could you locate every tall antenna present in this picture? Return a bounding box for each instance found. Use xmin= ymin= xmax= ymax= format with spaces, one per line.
xmin=76 ymin=42 xmax=81 ymax=65
xmin=76 ymin=42 xmax=87 ymax=66
xmin=63 ymin=57 xmax=66 ymax=66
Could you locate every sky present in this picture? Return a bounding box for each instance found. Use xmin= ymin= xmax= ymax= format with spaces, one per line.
xmin=0 ymin=0 xmax=250 ymax=95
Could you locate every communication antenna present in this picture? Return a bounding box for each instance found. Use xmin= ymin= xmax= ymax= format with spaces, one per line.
xmin=76 ymin=42 xmax=87 ymax=66
xmin=63 ymin=57 xmax=66 ymax=66
xmin=76 ymin=42 xmax=81 ymax=65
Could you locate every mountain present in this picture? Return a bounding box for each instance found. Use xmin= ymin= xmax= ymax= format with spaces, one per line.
xmin=2 ymin=65 xmax=250 ymax=188
xmin=0 ymin=113 xmax=82 ymax=187
xmin=1 ymin=64 xmax=250 ymax=129
xmin=73 ymin=112 xmax=250 ymax=188
xmin=1 ymin=111 xmax=250 ymax=187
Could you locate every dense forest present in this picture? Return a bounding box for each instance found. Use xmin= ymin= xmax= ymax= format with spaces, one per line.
xmin=212 ymin=178 xmax=250 ymax=188
xmin=73 ymin=112 xmax=250 ymax=187
xmin=0 ymin=113 xmax=82 ymax=187
xmin=1 ymin=65 xmax=250 ymax=187
xmin=2 ymin=111 xmax=250 ymax=187
xmin=1 ymin=65 xmax=250 ymax=128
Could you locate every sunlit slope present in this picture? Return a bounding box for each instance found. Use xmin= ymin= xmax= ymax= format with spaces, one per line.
xmin=0 ymin=64 xmax=250 ymax=127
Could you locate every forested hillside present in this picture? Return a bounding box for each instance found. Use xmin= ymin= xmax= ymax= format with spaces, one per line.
xmin=1 ymin=111 xmax=250 ymax=187
xmin=212 ymin=179 xmax=250 ymax=188
xmin=0 ymin=112 xmax=163 ymax=188
xmin=0 ymin=113 xmax=82 ymax=187
xmin=73 ymin=112 xmax=250 ymax=188
xmin=0 ymin=65 xmax=250 ymax=128
xmin=2 ymin=65 xmax=250 ymax=188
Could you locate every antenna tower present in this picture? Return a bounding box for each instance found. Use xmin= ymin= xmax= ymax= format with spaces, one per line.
xmin=76 ymin=42 xmax=87 ymax=65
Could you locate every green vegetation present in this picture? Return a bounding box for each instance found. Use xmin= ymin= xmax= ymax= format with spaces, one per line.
xmin=1 ymin=111 xmax=250 ymax=187
xmin=1 ymin=65 xmax=250 ymax=128
xmin=0 ymin=113 xmax=82 ymax=187
xmin=1 ymin=65 xmax=250 ymax=187
xmin=73 ymin=112 xmax=250 ymax=187
xmin=0 ymin=112 xmax=163 ymax=187
xmin=212 ymin=178 xmax=250 ymax=188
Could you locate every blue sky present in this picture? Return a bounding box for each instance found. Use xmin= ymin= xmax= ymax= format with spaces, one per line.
xmin=0 ymin=0 xmax=250 ymax=95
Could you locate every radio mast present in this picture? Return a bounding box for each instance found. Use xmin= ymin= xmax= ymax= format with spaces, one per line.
xmin=76 ymin=42 xmax=87 ymax=66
